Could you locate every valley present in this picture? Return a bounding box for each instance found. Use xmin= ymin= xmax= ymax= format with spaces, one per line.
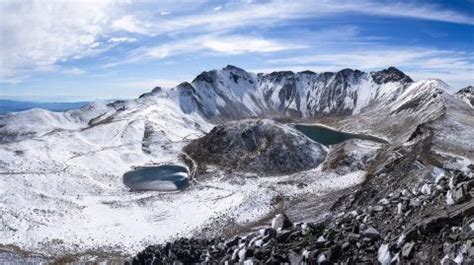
xmin=0 ymin=66 xmax=472 ymax=264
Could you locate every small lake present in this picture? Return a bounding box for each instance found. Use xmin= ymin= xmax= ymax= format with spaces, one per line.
xmin=294 ymin=124 xmax=387 ymax=146
xmin=123 ymin=165 xmax=189 ymax=191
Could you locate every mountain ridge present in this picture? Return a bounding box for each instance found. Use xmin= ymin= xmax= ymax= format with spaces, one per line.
xmin=0 ymin=66 xmax=463 ymax=143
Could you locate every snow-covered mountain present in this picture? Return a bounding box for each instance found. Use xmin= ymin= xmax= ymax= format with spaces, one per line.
xmin=177 ymin=65 xmax=413 ymax=120
xmin=0 ymin=65 xmax=434 ymax=143
xmin=0 ymin=66 xmax=472 ymax=259
xmin=456 ymin=85 xmax=474 ymax=108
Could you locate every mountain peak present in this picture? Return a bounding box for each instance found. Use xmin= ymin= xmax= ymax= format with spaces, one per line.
xmin=371 ymin=66 xmax=413 ymax=84
xmin=298 ymin=70 xmax=316 ymax=75
xmin=192 ymin=70 xmax=218 ymax=84
xmin=455 ymin=85 xmax=474 ymax=108
xmin=138 ymin=86 xmax=164 ymax=99
xmin=176 ymin=81 xmax=194 ymax=90
xmin=336 ymin=68 xmax=363 ymax=79
xmin=223 ymin=65 xmax=246 ymax=72
xmin=457 ymin=85 xmax=473 ymax=94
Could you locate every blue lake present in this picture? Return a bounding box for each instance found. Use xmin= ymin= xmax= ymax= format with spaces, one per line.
xmin=123 ymin=165 xmax=189 ymax=191
xmin=294 ymin=124 xmax=387 ymax=146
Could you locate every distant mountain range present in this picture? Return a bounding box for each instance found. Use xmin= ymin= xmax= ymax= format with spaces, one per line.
xmin=0 ymin=99 xmax=89 ymax=114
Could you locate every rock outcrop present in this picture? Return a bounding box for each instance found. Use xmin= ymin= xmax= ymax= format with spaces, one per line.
xmin=456 ymin=86 xmax=474 ymax=108
xmin=183 ymin=119 xmax=327 ymax=175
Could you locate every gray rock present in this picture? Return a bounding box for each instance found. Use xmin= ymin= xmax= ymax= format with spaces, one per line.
xmin=373 ymin=206 xmax=384 ymax=212
xmin=271 ymin=213 xmax=293 ymax=231
xmin=361 ymin=226 xmax=380 ymax=240
xmin=401 ymin=242 xmax=415 ymax=259
xmin=342 ymin=242 xmax=350 ymax=250
xmin=454 ymin=183 xmax=470 ymax=204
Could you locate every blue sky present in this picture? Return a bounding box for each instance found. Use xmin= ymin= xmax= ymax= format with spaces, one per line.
xmin=0 ymin=0 xmax=473 ymax=101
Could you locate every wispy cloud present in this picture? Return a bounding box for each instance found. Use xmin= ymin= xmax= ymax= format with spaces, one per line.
xmin=61 ymin=67 xmax=87 ymax=76
xmin=1 ymin=0 xmax=473 ymax=89
xmin=111 ymin=15 xmax=152 ymax=35
xmin=103 ymin=34 xmax=305 ymax=68
xmin=117 ymin=78 xmax=181 ymax=90
xmin=129 ymin=0 xmax=474 ymax=36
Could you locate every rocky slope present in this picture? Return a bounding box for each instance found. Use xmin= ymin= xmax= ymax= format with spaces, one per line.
xmin=456 ymin=86 xmax=474 ymax=108
xmin=132 ymin=111 xmax=474 ymax=264
xmin=183 ymin=119 xmax=327 ymax=175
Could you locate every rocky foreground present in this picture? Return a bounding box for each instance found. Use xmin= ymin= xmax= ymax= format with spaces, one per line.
xmin=131 ymin=126 xmax=473 ymax=264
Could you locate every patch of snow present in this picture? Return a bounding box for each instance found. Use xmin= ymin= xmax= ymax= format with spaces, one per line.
xmin=446 ymin=191 xmax=454 ymax=205
xmin=377 ymin=243 xmax=391 ymax=265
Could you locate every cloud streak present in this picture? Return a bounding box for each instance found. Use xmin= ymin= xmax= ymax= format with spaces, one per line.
xmin=124 ymin=0 xmax=474 ymax=37
xmin=103 ymin=34 xmax=306 ymax=68
xmin=1 ymin=0 xmax=473 ymax=91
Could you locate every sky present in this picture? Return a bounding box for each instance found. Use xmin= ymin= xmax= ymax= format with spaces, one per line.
xmin=0 ymin=0 xmax=473 ymax=101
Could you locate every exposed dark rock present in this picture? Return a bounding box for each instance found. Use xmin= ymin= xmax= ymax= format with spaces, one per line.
xmin=183 ymin=119 xmax=327 ymax=175
xmin=454 ymin=183 xmax=470 ymax=204
xmin=456 ymin=85 xmax=474 ymax=107
xmin=371 ymin=66 xmax=413 ymax=84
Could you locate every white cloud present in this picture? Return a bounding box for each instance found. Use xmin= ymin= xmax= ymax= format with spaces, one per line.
xmin=107 ymin=37 xmax=137 ymax=43
xmin=118 ymin=78 xmax=180 ymax=89
xmin=0 ymin=0 xmax=118 ymax=81
xmin=202 ymin=36 xmax=304 ymax=54
xmin=61 ymin=67 xmax=87 ymax=75
xmin=111 ymin=15 xmax=151 ymax=35
xmin=102 ymin=34 xmax=304 ymax=68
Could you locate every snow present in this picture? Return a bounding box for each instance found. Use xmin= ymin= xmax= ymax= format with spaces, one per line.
xmin=446 ymin=191 xmax=454 ymax=205
xmin=317 ymin=254 xmax=327 ymax=263
xmin=421 ymin=184 xmax=431 ymax=195
xmin=432 ymin=167 xmax=446 ymax=183
xmin=377 ymin=243 xmax=391 ymax=265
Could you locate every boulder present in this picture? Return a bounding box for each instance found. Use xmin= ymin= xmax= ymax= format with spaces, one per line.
xmin=271 ymin=213 xmax=293 ymax=232
xmin=361 ymin=226 xmax=380 ymax=240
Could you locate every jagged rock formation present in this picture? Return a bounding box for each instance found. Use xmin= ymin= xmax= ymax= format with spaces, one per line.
xmin=456 ymin=86 xmax=474 ymax=108
xmin=178 ymin=65 xmax=413 ymax=120
xmin=183 ymin=119 xmax=327 ymax=175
